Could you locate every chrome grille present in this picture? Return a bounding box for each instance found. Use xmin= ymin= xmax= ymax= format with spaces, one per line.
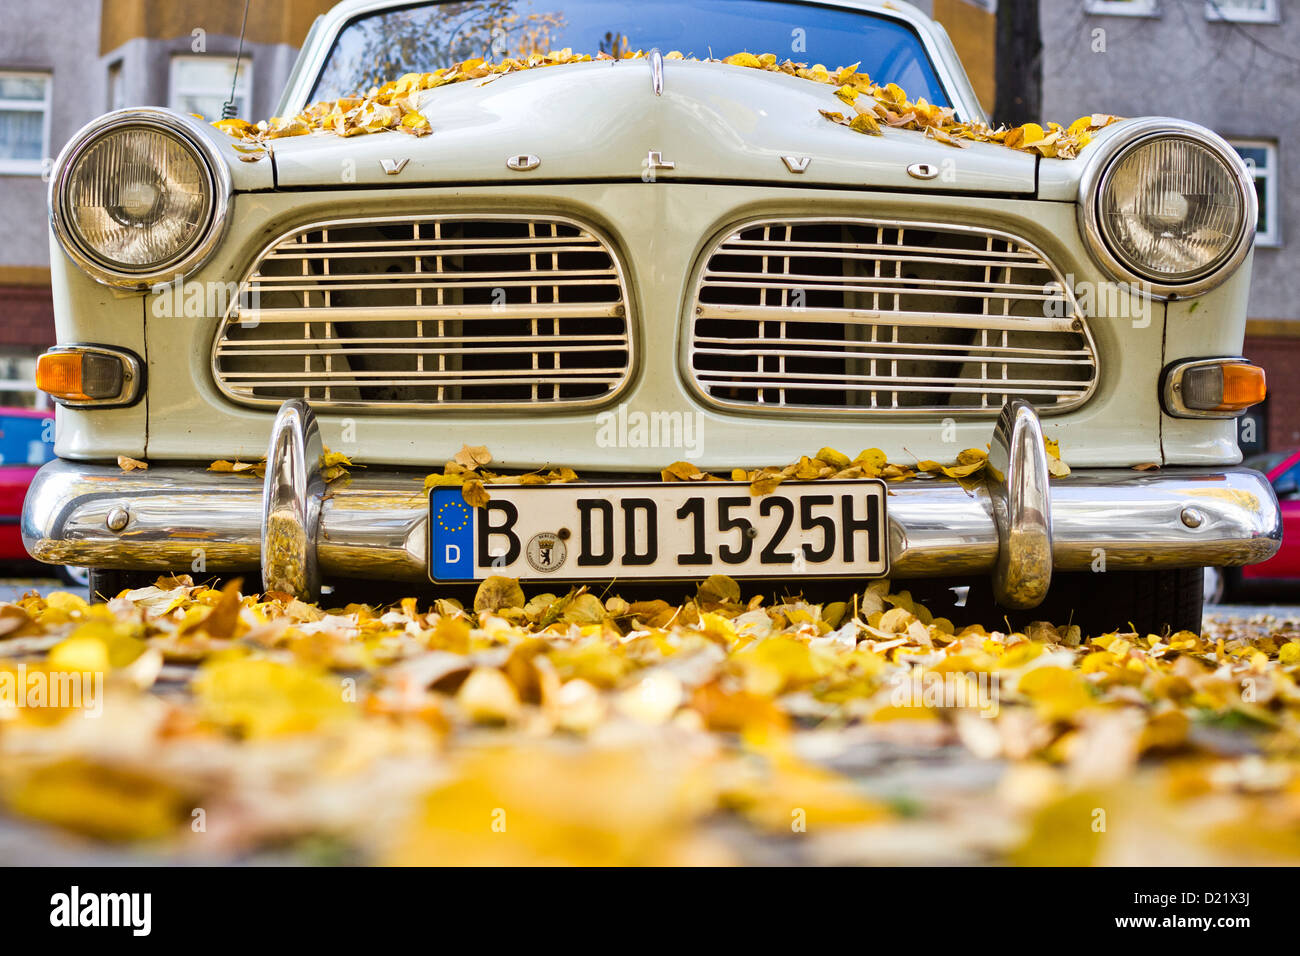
xmin=213 ymin=215 xmax=632 ymax=408
xmin=689 ymin=218 xmax=1097 ymax=414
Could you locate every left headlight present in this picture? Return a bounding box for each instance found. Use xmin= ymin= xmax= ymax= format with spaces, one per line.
xmin=1079 ymin=120 xmax=1256 ymax=298
xmin=50 ymin=109 xmax=230 ymax=289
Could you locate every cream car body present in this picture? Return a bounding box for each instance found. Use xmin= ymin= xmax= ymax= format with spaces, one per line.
xmin=25 ymin=0 xmax=1280 ymax=628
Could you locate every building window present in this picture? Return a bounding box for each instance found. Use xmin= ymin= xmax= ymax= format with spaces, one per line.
xmin=1085 ymin=0 xmax=1160 ymax=15
xmin=1206 ymin=0 xmax=1279 ymax=23
xmin=0 ymin=354 xmax=41 ymax=413
xmin=107 ymin=61 xmax=125 ymax=112
xmin=0 ymin=72 xmax=51 ymax=175
xmin=168 ymin=55 xmax=252 ymax=121
xmin=1232 ymin=140 xmax=1279 ymax=247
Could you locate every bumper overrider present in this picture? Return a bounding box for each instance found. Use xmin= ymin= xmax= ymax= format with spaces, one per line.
xmin=23 ymin=400 xmax=1281 ymax=606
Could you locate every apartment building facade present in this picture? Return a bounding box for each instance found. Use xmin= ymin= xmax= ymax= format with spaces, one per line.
xmin=0 ymin=0 xmax=337 ymax=407
xmin=1041 ymin=0 xmax=1294 ymax=453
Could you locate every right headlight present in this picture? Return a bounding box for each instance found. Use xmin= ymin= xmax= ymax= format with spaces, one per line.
xmin=50 ymin=108 xmax=230 ymax=289
xmin=1080 ymin=121 xmax=1256 ymax=297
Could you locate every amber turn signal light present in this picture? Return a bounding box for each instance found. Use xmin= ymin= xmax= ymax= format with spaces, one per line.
xmin=35 ymin=347 xmax=138 ymax=407
xmin=1163 ymin=358 xmax=1265 ymax=419
xmin=1217 ymin=362 xmax=1267 ymax=411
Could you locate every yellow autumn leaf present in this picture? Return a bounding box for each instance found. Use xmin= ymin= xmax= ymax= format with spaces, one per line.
xmin=698 ymin=573 xmax=741 ymax=606
xmin=212 ymin=117 xmax=256 ymax=137
xmin=816 ymin=447 xmax=851 ymax=469
xmin=193 ymin=657 xmax=355 ymax=738
xmin=456 ymin=668 xmax=521 ymax=723
xmin=453 ymin=444 xmax=493 ymax=469
xmin=474 ymin=575 xmax=525 ymax=613
xmin=854 ymin=448 xmax=888 ymax=469
xmin=848 ymin=111 xmax=882 ymax=135
xmin=1019 ymin=123 xmax=1048 ymax=146
xmin=6 ymin=760 xmax=188 ymax=842
xmin=1017 ymin=666 xmax=1093 ymax=720
xmin=462 ymin=478 xmax=490 ymax=507
xmin=662 ymin=460 xmax=704 ymax=482
xmin=750 ymin=470 xmax=785 ymax=496
xmin=941 ymin=460 xmax=986 ymax=479
xmin=208 ymin=459 xmax=266 ymax=478
xmin=424 ymin=472 xmax=463 ymax=489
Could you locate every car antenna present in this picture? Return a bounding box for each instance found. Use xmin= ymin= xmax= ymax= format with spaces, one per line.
xmin=221 ymin=0 xmax=252 ymax=119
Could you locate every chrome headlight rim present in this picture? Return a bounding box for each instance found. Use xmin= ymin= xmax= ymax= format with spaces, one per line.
xmin=1077 ymin=118 xmax=1257 ymax=299
xmin=49 ymin=108 xmax=231 ymax=290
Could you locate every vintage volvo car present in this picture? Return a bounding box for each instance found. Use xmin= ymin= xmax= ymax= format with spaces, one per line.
xmin=23 ymin=0 xmax=1281 ymax=632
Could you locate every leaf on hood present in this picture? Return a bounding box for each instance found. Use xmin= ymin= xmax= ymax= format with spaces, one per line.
xmin=453 ymin=444 xmax=494 ymax=470
xmin=213 ymin=50 xmax=1117 ymax=159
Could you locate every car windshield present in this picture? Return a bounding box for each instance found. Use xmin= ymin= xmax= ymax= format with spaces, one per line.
xmin=311 ymin=0 xmax=949 ymax=106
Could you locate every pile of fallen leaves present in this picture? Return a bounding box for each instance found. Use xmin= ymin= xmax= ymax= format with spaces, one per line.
xmin=205 ymin=448 xmax=357 ymax=484
xmin=2 ymin=573 xmax=1299 ymax=865
xmin=211 ymin=48 xmax=1118 ymax=160
xmin=423 ymin=444 xmax=580 ymax=509
xmin=662 ymin=437 xmax=1070 ymax=496
xmin=183 ymin=440 xmax=1070 ymax=507
xmin=388 ymin=438 xmax=1067 ymax=507
xmin=120 ymin=449 xmax=358 ymax=484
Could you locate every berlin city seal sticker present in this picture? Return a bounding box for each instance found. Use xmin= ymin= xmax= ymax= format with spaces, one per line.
xmin=525 ymin=532 xmax=567 ymax=573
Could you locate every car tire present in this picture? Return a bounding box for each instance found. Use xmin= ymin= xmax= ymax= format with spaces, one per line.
xmin=55 ymin=565 xmax=91 ymax=589
xmin=87 ymin=569 xmax=159 ymax=603
xmin=1203 ymin=567 xmax=1226 ymax=606
xmin=1031 ymin=568 xmax=1204 ymax=636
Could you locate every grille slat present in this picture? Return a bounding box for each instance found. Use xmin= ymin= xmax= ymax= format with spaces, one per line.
xmin=213 ymin=215 xmax=632 ymax=409
xmin=706 ymin=268 xmax=1054 ymax=292
xmin=690 ymin=218 xmax=1097 ymax=415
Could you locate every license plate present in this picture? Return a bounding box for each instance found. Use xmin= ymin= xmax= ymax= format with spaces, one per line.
xmin=428 ymin=481 xmax=888 ymax=583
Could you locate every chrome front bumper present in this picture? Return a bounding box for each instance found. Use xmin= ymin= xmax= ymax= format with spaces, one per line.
xmin=23 ymin=400 xmax=1282 ymax=605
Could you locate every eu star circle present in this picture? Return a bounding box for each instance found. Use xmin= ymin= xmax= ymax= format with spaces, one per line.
xmin=436 ymin=499 xmax=471 ymax=533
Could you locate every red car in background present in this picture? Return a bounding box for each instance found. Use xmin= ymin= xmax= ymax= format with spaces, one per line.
xmin=1206 ymin=448 xmax=1300 ymax=603
xmin=0 ymin=407 xmax=84 ymax=586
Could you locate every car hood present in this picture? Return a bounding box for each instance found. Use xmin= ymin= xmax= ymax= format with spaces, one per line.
xmin=268 ymin=58 xmax=1036 ymax=194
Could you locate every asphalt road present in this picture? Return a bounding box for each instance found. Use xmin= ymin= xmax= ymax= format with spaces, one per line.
xmin=0 ymin=578 xmax=63 ymax=603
